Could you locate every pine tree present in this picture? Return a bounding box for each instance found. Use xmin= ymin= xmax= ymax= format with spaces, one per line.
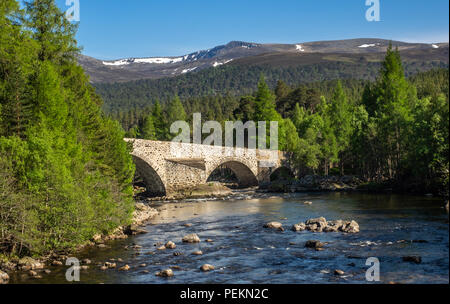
xmin=326 ymin=81 xmax=354 ymax=174
xmin=151 ymin=100 xmax=167 ymax=140
xmin=0 ymin=0 xmax=135 ymax=256
xmin=141 ymin=114 xmax=157 ymax=140
xmin=0 ymin=0 xmax=37 ymax=138
xmin=166 ymin=96 xmax=186 ymax=123
xmin=374 ymin=43 xmax=416 ymax=179
xmin=275 ymin=80 xmax=290 ymax=102
xmin=24 ymin=0 xmax=78 ymax=63
xmin=253 ymin=75 xmax=280 ymax=122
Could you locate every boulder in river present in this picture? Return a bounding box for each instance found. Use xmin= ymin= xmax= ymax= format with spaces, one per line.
xmin=341 ymin=220 xmax=360 ymax=233
xmin=192 ymin=250 xmax=203 ymax=256
xmin=291 ymin=222 xmax=306 ymax=232
xmin=119 ymin=265 xmax=130 ymax=271
xmin=301 ymin=217 xmax=360 ymax=234
xmin=18 ymin=257 xmax=44 ymax=271
xmin=305 ymin=240 xmax=324 ymax=249
xmin=124 ymin=224 xmax=148 ymax=236
xmin=182 ymin=233 xmax=201 ymax=243
xmin=324 ymin=220 xmax=344 ymax=232
xmin=402 ymin=256 xmax=422 ymax=264
xmin=200 ymin=264 xmax=215 ymax=272
xmin=306 ymin=217 xmax=328 ymax=230
xmin=263 ymin=222 xmax=284 ymax=230
xmin=334 ymin=269 xmax=345 ymax=276
xmin=156 ymin=269 xmax=174 ymax=277
xmin=165 ymin=241 xmax=176 ymax=249
xmin=28 ymin=270 xmax=38 ymax=277
xmin=0 ymin=270 xmax=9 ymax=284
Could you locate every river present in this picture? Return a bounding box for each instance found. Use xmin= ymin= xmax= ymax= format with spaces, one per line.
xmin=9 ymin=192 xmax=449 ymax=284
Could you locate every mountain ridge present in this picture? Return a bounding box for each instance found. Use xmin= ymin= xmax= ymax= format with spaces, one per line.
xmin=78 ymin=38 xmax=449 ymax=83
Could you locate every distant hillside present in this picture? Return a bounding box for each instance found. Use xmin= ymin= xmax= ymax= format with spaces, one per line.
xmin=80 ymin=38 xmax=448 ymax=83
xmin=93 ymin=46 xmax=448 ymax=114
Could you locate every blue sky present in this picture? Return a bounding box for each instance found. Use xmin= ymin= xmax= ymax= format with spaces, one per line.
xmin=54 ymin=0 xmax=449 ymax=60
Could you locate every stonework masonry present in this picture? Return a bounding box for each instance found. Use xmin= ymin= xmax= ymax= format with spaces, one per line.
xmin=125 ymin=139 xmax=292 ymax=195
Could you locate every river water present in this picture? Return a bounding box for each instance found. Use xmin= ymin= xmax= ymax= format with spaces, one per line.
xmin=10 ymin=192 xmax=449 ymax=284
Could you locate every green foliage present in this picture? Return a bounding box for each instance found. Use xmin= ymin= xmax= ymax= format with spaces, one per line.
xmin=95 ymin=58 xmax=447 ymax=115
xmin=0 ymin=0 xmax=135 ymax=257
xmin=141 ymin=114 xmax=157 ymax=140
xmin=167 ymin=96 xmax=187 ymax=124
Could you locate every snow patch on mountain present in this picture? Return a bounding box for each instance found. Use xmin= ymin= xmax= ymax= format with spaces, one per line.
xmin=296 ymin=44 xmax=305 ymax=52
xmin=432 ymin=44 xmax=439 ymax=49
xmin=181 ymin=67 xmax=198 ymax=74
xmin=358 ymin=43 xmax=379 ymax=48
xmin=212 ymin=59 xmax=234 ymax=67
xmin=103 ymin=57 xmax=184 ymax=66
xmin=102 ymin=59 xmax=130 ymax=66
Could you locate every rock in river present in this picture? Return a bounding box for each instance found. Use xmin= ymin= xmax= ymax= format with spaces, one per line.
xmin=291 ymin=222 xmax=306 ymax=232
xmin=156 ymin=269 xmax=174 ymax=277
xmin=300 ymin=217 xmax=360 ymax=234
xmin=119 ymin=265 xmax=130 ymax=271
xmin=0 ymin=270 xmax=9 ymax=284
xmin=263 ymin=222 xmax=284 ymax=231
xmin=165 ymin=241 xmax=177 ymax=249
xmin=341 ymin=220 xmax=360 ymax=233
xmin=305 ymin=240 xmax=324 ymax=249
xmin=124 ymin=224 xmax=148 ymax=236
xmin=200 ymin=264 xmax=215 ymax=272
xmin=402 ymin=256 xmax=422 ymax=264
xmin=306 ymin=217 xmax=328 ymax=231
xmin=182 ymin=233 xmax=201 ymax=243
xmin=18 ymin=257 xmax=44 ymax=271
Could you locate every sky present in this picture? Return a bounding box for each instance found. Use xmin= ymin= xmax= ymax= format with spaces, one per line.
xmin=53 ymin=0 xmax=449 ymax=60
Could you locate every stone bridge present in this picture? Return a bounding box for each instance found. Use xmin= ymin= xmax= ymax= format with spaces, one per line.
xmin=126 ymin=139 xmax=293 ymax=196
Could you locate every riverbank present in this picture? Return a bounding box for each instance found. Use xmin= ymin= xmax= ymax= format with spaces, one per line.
xmin=136 ymin=174 xmax=449 ymax=202
xmin=263 ymin=175 xmax=449 ymax=200
xmin=4 ymin=192 xmax=448 ymax=284
xmin=136 ymin=182 xmax=233 ymax=202
xmin=0 ymin=202 xmax=159 ymax=284
xmin=2 ymin=180 xmax=448 ymax=284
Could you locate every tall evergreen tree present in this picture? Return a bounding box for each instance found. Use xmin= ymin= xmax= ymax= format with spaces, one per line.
xmin=151 ymin=100 xmax=167 ymax=140
xmin=141 ymin=114 xmax=157 ymax=140
xmin=374 ymin=43 xmax=416 ymax=179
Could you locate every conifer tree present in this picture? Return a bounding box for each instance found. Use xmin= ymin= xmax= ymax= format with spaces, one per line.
xmin=374 ymin=43 xmax=416 ymax=179
xmin=151 ymin=100 xmax=167 ymax=140
xmin=141 ymin=114 xmax=157 ymax=140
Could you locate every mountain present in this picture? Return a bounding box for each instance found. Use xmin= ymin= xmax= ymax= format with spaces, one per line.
xmin=78 ymin=39 xmax=448 ymax=83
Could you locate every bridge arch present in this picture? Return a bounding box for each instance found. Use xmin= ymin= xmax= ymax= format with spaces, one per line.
xmin=132 ymin=155 xmax=166 ymax=196
xmin=207 ymin=160 xmax=258 ymax=188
